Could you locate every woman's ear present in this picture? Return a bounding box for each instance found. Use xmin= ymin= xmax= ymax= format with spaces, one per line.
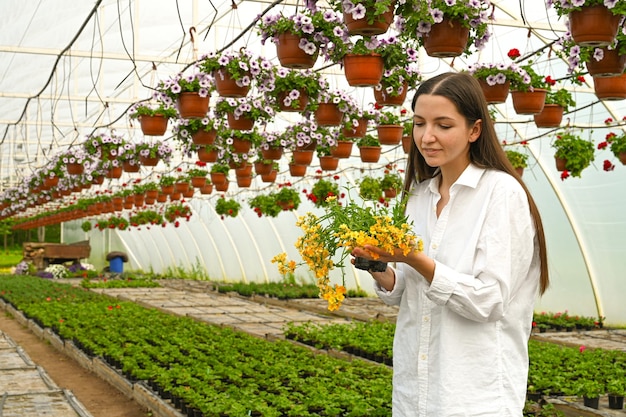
xmin=469 ymin=119 xmax=482 ymax=143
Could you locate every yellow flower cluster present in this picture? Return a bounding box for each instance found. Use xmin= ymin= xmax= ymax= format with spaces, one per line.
xmin=295 ymin=213 xmax=335 ymax=279
xmin=335 ymin=216 xmax=420 ymax=259
xmin=321 ymin=284 xmax=346 ymax=312
xmin=271 ymin=252 xmax=296 ymax=276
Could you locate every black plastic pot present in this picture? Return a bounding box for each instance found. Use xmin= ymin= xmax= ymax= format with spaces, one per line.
xmin=354 ymin=257 xmax=387 ymax=272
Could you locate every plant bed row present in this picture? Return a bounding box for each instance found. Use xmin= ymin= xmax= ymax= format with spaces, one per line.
xmin=283 ymin=321 xmax=626 ymax=410
xmin=0 ymin=275 xmax=393 ymax=417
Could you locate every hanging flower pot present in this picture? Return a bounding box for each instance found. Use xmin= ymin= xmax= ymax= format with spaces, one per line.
xmin=359 ymin=146 xmax=382 ymax=163
xmin=319 ymin=155 xmax=339 ymax=171
xmin=199 ymin=183 xmax=213 ymax=195
xmin=377 ymin=125 xmax=403 ymax=145
xmin=277 ymin=90 xmax=309 ymax=112
xmin=293 ymin=149 xmax=314 ymax=166
xmin=261 ymin=147 xmax=283 ymax=160
xmin=214 ymin=69 xmax=251 ymax=98
xmin=161 ymin=184 xmax=175 ymax=195
xmin=146 ymin=189 xmax=159 ymax=200
xmin=231 ymin=137 xmax=253 ymax=154
xmin=43 ymin=176 xmax=59 ymax=189
xmin=177 ymin=92 xmax=210 ymax=119
xmin=586 ymin=47 xmax=626 ymax=78
xmin=197 ymin=146 xmax=218 ymax=163
xmin=254 ymin=161 xmax=273 ymax=176
xmin=261 ymin=170 xmax=277 ymax=183
xmin=66 ymin=163 xmax=84 ymax=176
xmin=210 ymin=172 xmax=227 ymax=185
xmin=139 ymin=155 xmax=160 ymax=166
xmin=343 ymin=54 xmax=384 ymax=87
xmin=511 ymin=89 xmax=548 ymax=115
xmin=619 ymin=152 xmax=626 ymax=165
xmin=226 ymin=113 xmax=255 ymax=131
xmin=276 ymin=32 xmax=318 ymax=69
xmin=92 ymin=175 xmax=105 ymax=185
xmin=134 ymin=194 xmax=145 ymax=207
xmin=157 ymin=193 xmax=168 ymax=203
xmin=289 ymin=163 xmax=307 ymax=177
xmin=341 ymin=117 xmax=368 ymax=138
xmin=384 ymin=188 xmax=397 ymax=199
xmin=182 ymin=188 xmax=195 ymax=198
xmin=314 ymin=103 xmax=344 ymax=126
xmin=568 ymin=5 xmax=621 ymax=47
xmin=402 ymin=135 xmax=412 ymax=154
xmin=534 ymin=104 xmax=564 ymax=128
xmin=234 ymin=162 xmax=253 ymax=178
xmin=105 ymin=166 xmax=123 ymax=179
xmin=214 ymin=181 xmax=229 ymax=192
xmin=593 ymin=73 xmax=626 ymax=100
xmin=140 ymin=115 xmax=168 ymax=136
xmin=190 ymin=177 xmax=207 ymax=188
xmin=236 ymin=175 xmax=253 ymax=188
xmin=478 ymin=79 xmax=510 ymax=104
xmin=343 ymin=5 xmax=394 ymax=36
xmin=169 ymin=192 xmax=182 ymax=201
xmin=374 ymin=82 xmax=408 ymax=107
xmin=192 ymin=129 xmax=217 ymax=145
xmin=122 ymin=161 xmax=140 ymax=173
xmin=423 ymin=18 xmax=470 ymax=58
xmin=175 ymin=181 xmax=190 ymax=194
xmin=331 ymin=140 xmax=354 ymax=159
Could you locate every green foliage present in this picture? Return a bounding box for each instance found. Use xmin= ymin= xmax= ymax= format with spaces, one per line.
xmin=308 ymin=178 xmax=340 ymax=207
xmin=545 ymin=88 xmax=576 ymax=111
xmin=81 ymin=221 xmax=92 ymax=233
xmin=380 ymin=172 xmax=403 ymax=191
xmin=505 ymin=149 xmax=529 ymax=169
xmin=249 ymin=194 xmax=282 ymax=218
xmin=608 ymin=132 xmax=626 ymax=156
xmin=357 ymin=134 xmax=381 ymax=147
xmin=210 ymin=163 xmax=230 ymax=174
xmin=551 ymin=131 xmax=595 ymax=178
xmin=129 ymin=102 xmax=177 ymax=119
xmin=215 ymin=197 xmax=241 ymax=218
xmin=358 ymin=176 xmax=383 ymax=201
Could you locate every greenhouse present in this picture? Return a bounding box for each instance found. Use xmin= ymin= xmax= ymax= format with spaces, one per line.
xmin=1 ymin=0 xmax=626 ymax=415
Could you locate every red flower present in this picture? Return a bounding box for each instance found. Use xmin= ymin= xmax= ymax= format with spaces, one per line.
xmin=597 ymin=141 xmax=608 ymax=150
xmin=577 ymin=75 xmax=585 ymax=83
xmin=195 ymin=161 xmax=207 ymax=167
xmin=544 ymin=76 xmax=556 ymax=86
xmin=174 ymin=221 xmax=180 ymax=228
xmin=507 ymin=48 xmax=520 ymax=59
xmin=604 ymin=117 xmax=614 ymax=124
xmin=606 ymin=132 xmax=616 ymax=140
xmin=560 ymin=170 xmax=570 ymax=180
xmin=603 ymin=160 xmax=615 ymax=171
xmin=579 ymin=345 xmax=586 ymax=353
xmin=107 ymin=305 xmax=113 ymax=310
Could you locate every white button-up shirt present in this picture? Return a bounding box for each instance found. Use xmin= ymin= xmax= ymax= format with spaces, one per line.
xmin=375 ymin=164 xmax=540 ymax=417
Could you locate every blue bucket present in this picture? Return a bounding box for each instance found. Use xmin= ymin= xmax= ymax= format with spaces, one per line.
xmin=109 ymin=256 xmax=124 ymax=273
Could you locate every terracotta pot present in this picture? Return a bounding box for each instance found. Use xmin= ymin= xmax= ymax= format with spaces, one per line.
xmin=66 ymin=163 xmax=84 ymax=175
xmin=210 ymin=172 xmax=227 ymax=185
xmin=144 ymin=198 xmax=156 ymax=206
xmin=197 ymin=147 xmax=218 ymax=162
xmin=423 ymin=18 xmax=470 ymax=58
xmin=276 ymin=32 xmax=318 ymax=69
xmin=359 ymin=146 xmax=382 ymax=163
xmin=134 ymin=194 xmax=145 ymax=207
xmin=139 ymin=155 xmax=160 ymax=166
xmin=374 ymin=82 xmax=408 ymax=107
xmin=175 ymin=182 xmax=190 ymax=193
xmin=105 ymin=166 xmax=123 ymax=179
xmin=402 ymin=135 xmax=412 ymax=154
xmin=156 ymin=193 xmax=168 ymax=203
xmin=236 ymin=175 xmax=252 ymax=188
xmin=227 ymin=113 xmax=255 ymax=131
xmin=515 ymin=167 xmax=524 ymax=177
xmin=190 ymin=177 xmax=207 ymax=188
xmin=43 ymin=176 xmax=59 ymax=189
xmin=384 ymin=188 xmax=398 ymax=199
xmin=277 ymin=200 xmax=295 ymax=211
xmin=235 ymin=163 xmax=253 ymax=177
xmin=277 ymin=89 xmax=309 ymax=112
xmin=214 ymin=69 xmax=251 ymax=98
xmin=177 ymin=92 xmax=210 ymax=118
xmin=314 ymin=103 xmax=344 ymax=126
xmin=377 ymin=125 xmax=403 ymax=145
xmin=199 ymin=183 xmax=213 ymax=194
xmin=182 ymin=188 xmax=195 ymax=198
xmin=261 ymin=170 xmax=277 ymax=183
xmin=140 ymin=115 xmax=168 ymax=136
xmin=254 ymin=161 xmax=273 ymax=176
xmin=593 ymin=73 xmax=626 ymax=100
xmin=123 ymin=161 xmax=140 ymax=173
xmin=319 ymin=155 xmax=339 ymax=171
xmin=343 ymin=5 xmax=393 ymax=36
xmin=231 ymin=137 xmax=252 ymax=154
xmin=214 ymin=181 xmax=229 ymax=192
xmin=331 ymin=141 xmax=354 ymax=159
xmin=619 ymin=151 xmax=626 ymax=165
xmin=534 ymin=104 xmax=564 ymax=128
xmin=146 ymin=190 xmax=159 ymax=199
xmin=586 ymin=47 xmax=626 ymax=77
xmin=289 ymin=163 xmax=307 ymax=177
xmin=293 ymin=149 xmax=314 ymax=166
xmin=569 ymin=5 xmax=621 ymax=47
xmin=555 ymin=157 xmax=567 ymax=172
xmin=511 ymin=89 xmax=547 ymax=114
xmin=92 ymin=175 xmax=105 ymax=185
xmin=343 ymin=54 xmax=384 ymax=87
xmin=261 ymin=147 xmax=283 ymax=160
xmin=161 ymin=185 xmax=175 ymax=195
xmin=192 ymin=129 xmax=217 ymax=145
xmin=478 ymin=79 xmax=510 ymax=104
xmin=341 ymin=117 xmax=368 ymax=138
xmin=123 ymin=202 xmax=134 ymax=210
xmin=169 ymin=192 xmax=182 ymax=201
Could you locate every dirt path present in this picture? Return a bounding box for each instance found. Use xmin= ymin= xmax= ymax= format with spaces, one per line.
xmin=0 ymin=312 xmax=151 ymax=417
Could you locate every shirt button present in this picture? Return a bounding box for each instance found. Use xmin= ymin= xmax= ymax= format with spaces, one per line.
xmin=431 ymin=243 xmax=438 ymax=249
xmin=421 ymin=354 xmax=427 ymax=360
xmin=423 ymin=316 xmax=430 ymax=322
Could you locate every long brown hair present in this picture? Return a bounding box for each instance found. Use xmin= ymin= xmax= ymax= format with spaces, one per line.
xmin=404 ymin=72 xmax=549 ymax=295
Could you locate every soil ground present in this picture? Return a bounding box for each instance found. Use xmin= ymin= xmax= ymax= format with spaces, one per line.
xmin=0 ymin=312 xmax=151 ymax=417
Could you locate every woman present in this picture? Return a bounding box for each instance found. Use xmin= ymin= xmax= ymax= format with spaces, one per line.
xmin=352 ymin=72 xmax=549 ymax=416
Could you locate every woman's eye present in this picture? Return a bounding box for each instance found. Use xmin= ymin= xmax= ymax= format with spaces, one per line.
xmin=413 ymin=122 xmax=424 ymax=127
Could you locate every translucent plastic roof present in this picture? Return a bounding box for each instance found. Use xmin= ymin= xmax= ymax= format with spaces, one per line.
xmin=1 ymin=0 xmax=626 ymax=325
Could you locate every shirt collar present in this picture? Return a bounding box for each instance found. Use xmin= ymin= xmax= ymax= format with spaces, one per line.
xmin=427 ymin=163 xmax=485 ymax=194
